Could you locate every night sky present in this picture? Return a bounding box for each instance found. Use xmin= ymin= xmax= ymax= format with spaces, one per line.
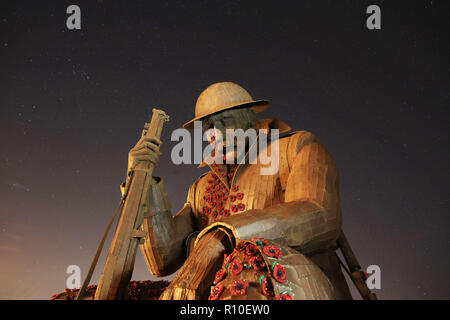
xmin=0 ymin=1 xmax=449 ymax=299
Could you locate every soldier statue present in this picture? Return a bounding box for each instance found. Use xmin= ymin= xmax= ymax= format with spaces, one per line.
xmin=124 ymin=82 xmax=357 ymax=300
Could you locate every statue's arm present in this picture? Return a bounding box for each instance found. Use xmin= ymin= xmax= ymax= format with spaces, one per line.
xmin=139 ymin=178 xmax=197 ymax=277
xmin=196 ymin=132 xmax=342 ymax=255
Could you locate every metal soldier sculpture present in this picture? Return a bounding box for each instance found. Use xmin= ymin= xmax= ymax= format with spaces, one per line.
xmin=92 ymin=81 xmax=375 ymax=300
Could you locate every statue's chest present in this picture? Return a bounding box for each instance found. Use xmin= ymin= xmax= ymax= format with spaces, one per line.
xmin=195 ymin=165 xmax=281 ymax=228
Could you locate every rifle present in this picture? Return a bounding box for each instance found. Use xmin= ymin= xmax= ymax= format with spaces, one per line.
xmin=87 ymin=108 xmax=170 ymax=300
xmin=336 ymin=232 xmax=377 ymax=300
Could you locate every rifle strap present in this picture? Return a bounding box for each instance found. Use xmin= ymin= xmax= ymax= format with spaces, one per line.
xmin=76 ymin=198 xmax=125 ymax=300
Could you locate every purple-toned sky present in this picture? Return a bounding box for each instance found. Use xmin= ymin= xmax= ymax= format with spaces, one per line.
xmin=0 ymin=1 xmax=449 ymax=299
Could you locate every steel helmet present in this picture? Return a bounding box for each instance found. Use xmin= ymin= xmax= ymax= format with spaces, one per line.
xmin=183 ymin=82 xmax=269 ymax=129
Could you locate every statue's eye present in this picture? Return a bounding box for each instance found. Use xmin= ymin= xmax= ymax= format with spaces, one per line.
xmin=202 ymin=121 xmax=213 ymax=131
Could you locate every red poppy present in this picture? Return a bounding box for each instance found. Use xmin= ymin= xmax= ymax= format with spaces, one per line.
xmin=230 ymin=279 xmax=248 ymax=296
xmin=215 ymin=185 xmax=221 ymax=191
xmin=251 ymin=237 xmax=269 ymax=246
xmin=237 ymin=192 xmax=244 ymax=200
xmin=229 ymin=258 xmax=243 ymax=276
xmin=213 ymin=269 xmax=226 ymax=285
xmin=208 ymin=284 xmax=224 ymax=300
xmin=212 ymin=210 xmax=218 ymax=219
xmin=276 ymin=291 xmax=293 ymax=300
xmin=223 ymin=209 xmax=230 ymax=217
xmin=232 ymin=185 xmax=239 ymax=192
xmin=230 ymin=195 xmax=236 ymax=202
xmin=222 ymin=195 xmax=228 ymax=201
xmin=202 ymin=206 xmax=211 ymax=215
xmin=201 ymin=217 xmax=208 ymax=226
xmin=245 ymin=243 xmax=258 ymax=257
xmin=237 ymin=203 xmax=245 ymax=211
xmin=220 ymin=172 xmax=226 ymax=178
xmin=260 ymin=276 xmax=274 ymax=297
xmin=263 ymin=245 xmax=282 ymax=258
xmin=272 ymin=264 xmax=287 ymax=283
xmin=249 ymin=256 xmax=266 ymax=271
xmin=231 ymin=204 xmax=238 ymax=213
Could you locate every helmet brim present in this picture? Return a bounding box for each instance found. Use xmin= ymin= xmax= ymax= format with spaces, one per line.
xmin=183 ymin=100 xmax=269 ymax=129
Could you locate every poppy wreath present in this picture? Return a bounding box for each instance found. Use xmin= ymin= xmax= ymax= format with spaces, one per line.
xmin=208 ymin=238 xmax=295 ymax=300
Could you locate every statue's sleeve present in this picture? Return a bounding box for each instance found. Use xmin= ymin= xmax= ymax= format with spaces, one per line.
xmin=194 ymin=131 xmax=342 ymax=255
xmin=139 ymin=178 xmax=196 ymax=276
xmin=282 ymin=132 xmax=342 ymax=252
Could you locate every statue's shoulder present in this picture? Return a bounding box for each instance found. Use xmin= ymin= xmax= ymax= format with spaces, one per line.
xmin=280 ymin=130 xmax=320 ymax=148
xmin=279 ymin=130 xmax=323 ymax=165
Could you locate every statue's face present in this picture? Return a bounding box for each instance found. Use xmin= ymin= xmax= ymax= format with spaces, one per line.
xmin=202 ymin=108 xmax=256 ymax=163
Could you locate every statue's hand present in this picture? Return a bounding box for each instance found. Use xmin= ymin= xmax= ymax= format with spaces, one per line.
xmin=120 ymin=135 xmax=162 ymax=198
xmin=128 ymin=135 xmax=162 ymax=172
xmin=159 ymin=229 xmax=232 ymax=300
